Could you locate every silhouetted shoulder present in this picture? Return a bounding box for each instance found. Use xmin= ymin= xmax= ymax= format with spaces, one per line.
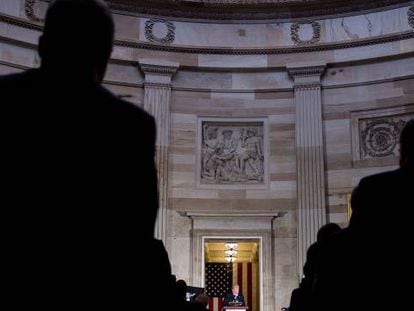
xmin=0 ymin=70 xmax=38 ymax=90
xmin=359 ymin=168 xmax=405 ymax=184
xmin=97 ymin=85 xmax=154 ymax=123
xmin=0 ymin=70 xmax=32 ymax=82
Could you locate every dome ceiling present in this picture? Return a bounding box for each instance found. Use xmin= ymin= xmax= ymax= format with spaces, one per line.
xmin=109 ymin=0 xmax=411 ymax=20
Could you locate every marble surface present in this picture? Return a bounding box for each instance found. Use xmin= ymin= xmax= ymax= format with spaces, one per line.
xmin=1 ymin=2 xmax=414 ymax=309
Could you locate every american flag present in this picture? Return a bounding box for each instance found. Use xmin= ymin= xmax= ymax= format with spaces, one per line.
xmin=205 ymin=263 xmax=232 ymax=311
xmin=206 ymin=262 xmax=257 ymax=311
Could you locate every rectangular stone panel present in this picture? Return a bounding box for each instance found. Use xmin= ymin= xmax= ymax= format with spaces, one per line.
xmin=197 ymin=118 xmax=268 ymax=189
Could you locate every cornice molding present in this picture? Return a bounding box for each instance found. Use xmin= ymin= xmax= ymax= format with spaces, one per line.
xmin=1 ymin=13 xmax=414 ymax=55
xmin=0 ymin=13 xmax=43 ymax=31
xmin=115 ymin=32 xmax=414 ymax=55
xmin=177 ymin=210 xmax=284 ymax=218
xmin=0 ymin=34 xmax=37 ymax=49
xmin=109 ymin=0 xmax=411 ymax=21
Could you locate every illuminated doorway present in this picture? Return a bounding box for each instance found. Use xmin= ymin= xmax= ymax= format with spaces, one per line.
xmin=203 ymin=238 xmax=260 ymax=311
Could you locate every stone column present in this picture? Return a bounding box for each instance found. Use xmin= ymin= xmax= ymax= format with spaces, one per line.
xmin=287 ymin=63 xmax=327 ymax=279
xmin=139 ymin=59 xmax=179 ymax=244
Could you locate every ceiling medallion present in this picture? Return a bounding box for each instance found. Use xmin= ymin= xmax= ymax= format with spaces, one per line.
xmin=290 ymin=21 xmax=321 ymax=45
xmin=144 ymin=19 xmax=176 ymax=44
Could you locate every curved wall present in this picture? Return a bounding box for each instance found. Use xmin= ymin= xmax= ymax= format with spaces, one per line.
xmin=1 ymin=1 xmax=413 ymax=310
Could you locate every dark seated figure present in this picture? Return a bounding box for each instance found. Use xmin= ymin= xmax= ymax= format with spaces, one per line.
xmin=223 ymin=284 xmax=246 ymax=307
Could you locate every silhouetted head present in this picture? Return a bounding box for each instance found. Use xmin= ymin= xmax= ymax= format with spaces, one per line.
xmin=39 ymin=0 xmax=114 ymax=82
xmin=195 ymin=292 xmax=209 ymax=306
xmin=176 ymin=279 xmax=187 ymax=301
xmin=400 ymin=119 xmax=414 ymax=169
xmin=316 ymin=223 xmax=341 ymax=243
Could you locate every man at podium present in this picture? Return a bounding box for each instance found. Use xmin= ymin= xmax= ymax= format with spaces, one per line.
xmin=223 ymin=284 xmax=245 ymax=306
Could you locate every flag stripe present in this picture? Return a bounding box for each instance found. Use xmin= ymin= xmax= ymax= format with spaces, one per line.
xmin=233 ymin=262 xmax=238 ymax=288
xmin=248 ymin=263 xmax=253 ymax=311
xmin=238 ymin=262 xmax=243 ymax=293
xmin=253 ymin=260 xmax=258 ymax=311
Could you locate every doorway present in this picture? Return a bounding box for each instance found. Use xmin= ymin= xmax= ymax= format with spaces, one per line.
xmin=203 ymin=238 xmax=261 ymax=311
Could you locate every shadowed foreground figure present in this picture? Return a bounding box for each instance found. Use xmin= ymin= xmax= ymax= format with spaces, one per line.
xmin=1 ymin=0 xmax=175 ymax=308
xmin=288 ymin=223 xmax=341 ymax=311
xmin=315 ymin=119 xmax=414 ymax=311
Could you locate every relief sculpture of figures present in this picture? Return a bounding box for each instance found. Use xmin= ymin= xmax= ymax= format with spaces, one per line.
xmin=201 ymin=122 xmax=265 ymax=184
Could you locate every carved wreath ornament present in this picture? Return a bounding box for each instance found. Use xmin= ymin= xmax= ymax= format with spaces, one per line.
xmin=408 ymin=6 xmax=414 ymax=29
xmin=144 ymin=19 xmax=176 ymax=44
xmin=24 ymin=0 xmax=45 ymax=22
xmin=290 ymin=21 xmax=321 ymax=45
xmin=360 ymin=119 xmax=407 ymax=158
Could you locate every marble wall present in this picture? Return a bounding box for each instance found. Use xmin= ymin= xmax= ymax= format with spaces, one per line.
xmin=1 ymin=1 xmax=414 ymax=310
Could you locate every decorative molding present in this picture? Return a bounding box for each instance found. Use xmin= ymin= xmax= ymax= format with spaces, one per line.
xmin=24 ymin=0 xmax=44 ymax=23
xmin=291 ymin=21 xmax=321 ymax=45
xmin=0 ymin=34 xmax=37 ymax=49
xmin=144 ymin=19 xmax=175 ymax=44
xmin=408 ymin=6 xmax=414 ymax=29
xmin=0 ymin=13 xmax=43 ymax=31
xmin=109 ymin=0 xmax=411 ymax=21
xmin=115 ymin=31 xmax=414 ymax=55
xmin=360 ymin=118 xmax=407 ymax=159
xmin=1 ymin=13 xmax=414 ymax=55
xmin=351 ymin=106 xmax=414 ymax=165
xmin=178 ymin=211 xmax=283 ymax=218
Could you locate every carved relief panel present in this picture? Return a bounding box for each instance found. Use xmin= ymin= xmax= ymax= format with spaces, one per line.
xmin=351 ymin=106 xmax=414 ymax=165
xmin=197 ymin=118 xmax=268 ymax=188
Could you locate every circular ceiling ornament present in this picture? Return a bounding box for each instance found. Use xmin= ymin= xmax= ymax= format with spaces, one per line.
xmin=360 ymin=119 xmax=405 ymax=158
xmin=290 ymin=21 xmax=321 ymax=45
xmin=144 ymin=19 xmax=176 ymax=44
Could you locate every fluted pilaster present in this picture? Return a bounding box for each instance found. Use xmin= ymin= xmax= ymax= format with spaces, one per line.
xmin=139 ymin=59 xmax=179 ymax=243
xmin=287 ymin=63 xmax=327 ymax=280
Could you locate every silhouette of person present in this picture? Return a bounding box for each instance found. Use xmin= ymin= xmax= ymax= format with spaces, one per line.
xmin=1 ymin=0 xmax=175 ymax=308
xmin=223 ymin=284 xmax=246 ymax=306
xmin=314 ymin=119 xmax=414 ymax=311
xmin=288 ymin=223 xmax=341 ymax=311
xmin=194 ymin=292 xmax=210 ymax=311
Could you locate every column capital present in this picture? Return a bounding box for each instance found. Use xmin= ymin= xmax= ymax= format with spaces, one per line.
xmin=287 ymin=62 xmax=326 ymax=87
xmin=138 ymin=58 xmax=179 ymax=85
xmin=286 ymin=62 xmax=327 ymax=78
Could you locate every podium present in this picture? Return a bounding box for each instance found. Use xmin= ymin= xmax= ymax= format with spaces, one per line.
xmin=222 ymin=307 xmax=248 ymax=311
